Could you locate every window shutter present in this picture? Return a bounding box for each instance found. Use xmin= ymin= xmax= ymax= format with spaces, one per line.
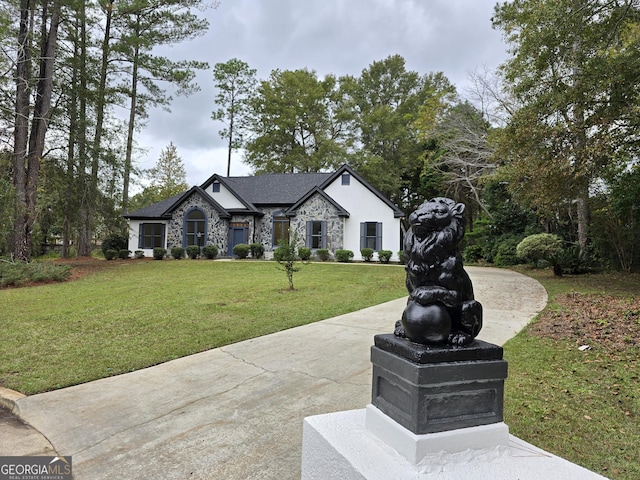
xmin=306 ymin=221 xmax=312 ymax=248
xmin=360 ymin=222 xmax=365 ymax=250
xmin=321 ymin=221 xmax=327 ymax=249
xmin=376 ymin=222 xmax=383 ymax=251
xmin=161 ymin=224 xmax=166 ymax=248
xmin=138 ymin=224 xmax=144 ymax=249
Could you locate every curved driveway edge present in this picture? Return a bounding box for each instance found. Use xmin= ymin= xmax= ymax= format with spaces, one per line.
xmin=5 ymin=267 xmax=546 ymax=480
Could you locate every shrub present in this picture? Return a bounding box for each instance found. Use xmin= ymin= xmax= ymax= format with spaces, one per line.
xmin=298 ymin=247 xmax=311 ymax=261
xmin=378 ymin=250 xmax=392 ymax=263
xmin=249 ymin=243 xmax=264 ymax=259
xmin=361 ymin=248 xmax=374 ymax=262
xmin=516 ymin=233 xmax=563 ymax=266
xmin=153 ymin=247 xmax=167 ymax=260
xmin=232 ymin=243 xmax=249 ymax=259
xmin=0 ymin=261 xmax=71 ymax=287
xmin=335 ymin=249 xmax=354 ymax=263
xmin=171 ymin=247 xmax=185 ymax=260
xmin=101 ymin=234 xmax=128 ymax=257
xmin=494 ymin=239 xmax=521 ymax=267
xmin=316 ymin=249 xmax=330 ymax=261
xmin=134 ymin=250 xmax=145 ymax=259
xmin=483 ymin=234 xmax=523 ymax=264
xmin=104 ymin=249 xmax=118 ymax=260
xmin=397 ymin=251 xmax=404 ymax=264
xmin=202 ymin=244 xmax=218 ymax=259
xmin=118 ymin=249 xmax=131 ymax=260
xmin=186 ymin=245 xmax=200 ymax=259
xmin=463 ymin=244 xmax=483 ymax=263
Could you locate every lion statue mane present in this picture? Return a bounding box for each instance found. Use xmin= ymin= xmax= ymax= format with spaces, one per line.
xmin=394 ymin=197 xmax=482 ymax=346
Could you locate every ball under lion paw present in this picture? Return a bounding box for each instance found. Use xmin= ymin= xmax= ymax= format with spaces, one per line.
xmin=401 ymin=301 xmax=451 ymax=345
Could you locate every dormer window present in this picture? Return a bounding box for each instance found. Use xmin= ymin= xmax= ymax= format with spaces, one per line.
xmin=212 ymin=181 xmax=220 ymax=193
xmin=341 ymin=173 xmax=350 ymax=185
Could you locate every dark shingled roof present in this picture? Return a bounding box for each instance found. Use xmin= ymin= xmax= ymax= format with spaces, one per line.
xmin=123 ymin=192 xmax=184 ymax=219
xmin=223 ymin=173 xmax=332 ymax=205
xmin=124 ymin=166 xmax=404 ymax=220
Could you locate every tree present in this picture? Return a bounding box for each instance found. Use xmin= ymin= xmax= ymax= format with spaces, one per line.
xmin=492 ymin=0 xmax=640 ymax=256
xmin=244 ymin=69 xmax=348 ymax=173
xmin=12 ymin=0 xmax=61 ymax=261
xmin=113 ymin=0 xmax=210 ymax=211
xmin=342 ymin=55 xmax=456 ymax=213
xmin=419 ymin=101 xmax=496 ymax=220
xmin=211 ymin=58 xmax=257 ymax=176
xmin=274 ymin=231 xmax=306 ymax=290
xmin=129 ymin=141 xmax=189 ymax=211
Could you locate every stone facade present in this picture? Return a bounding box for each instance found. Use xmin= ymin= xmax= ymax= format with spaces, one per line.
xmin=166 ymin=191 xmax=228 ymax=252
xmin=289 ymin=193 xmax=344 ymax=251
xmin=162 ymin=191 xmax=346 ymax=257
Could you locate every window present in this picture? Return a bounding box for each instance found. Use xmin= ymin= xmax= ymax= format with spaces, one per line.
xmin=341 ymin=173 xmax=350 ymax=185
xmin=360 ymin=222 xmax=382 ymax=251
xmin=212 ymin=181 xmax=220 ymax=193
xmin=185 ymin=209 xmax=206 ymax=247
xmin=306 ymin=221 xmax=327 ymax=249
xmin=139 ymin=223 xmax=165 ymax=249
xmin=273 ymin=217 xmax=290 ymax=246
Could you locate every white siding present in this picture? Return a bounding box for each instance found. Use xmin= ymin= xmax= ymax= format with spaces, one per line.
xmin=127 ymin=219 xmax=169 ymax=257
xmin=324 ymin=176 xmax=401 ymax=261
xmin=203 ymin=182 xmax=245 ymax=209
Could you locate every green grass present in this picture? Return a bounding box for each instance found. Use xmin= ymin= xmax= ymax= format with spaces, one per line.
xmin=504 ymin=268 xmax=640 ymax=480
xmin=0 ymin=260 xmax=406 ymax=394
xmin=3 ymin=260 xmax=639 ymax=477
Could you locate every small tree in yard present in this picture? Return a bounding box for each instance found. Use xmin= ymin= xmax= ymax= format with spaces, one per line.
xmin=274 ymin=232 xmax=307 ymax=290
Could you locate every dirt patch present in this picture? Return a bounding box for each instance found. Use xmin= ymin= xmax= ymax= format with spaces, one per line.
xmin=530 ymin=292 xmax=640 ymax=351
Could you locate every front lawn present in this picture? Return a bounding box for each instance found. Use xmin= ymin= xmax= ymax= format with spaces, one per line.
xmin=0 ymin=260 xmax=406 ymax=394
xmin=504 ymin=269 xmax=640 ymax=480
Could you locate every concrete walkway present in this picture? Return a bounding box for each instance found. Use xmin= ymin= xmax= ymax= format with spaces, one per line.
xmin=1 ymin=267 xmax=547 ymax=480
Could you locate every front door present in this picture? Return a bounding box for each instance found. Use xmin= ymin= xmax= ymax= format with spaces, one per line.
xmin=229 ymin=223 xmax=248 ymax=254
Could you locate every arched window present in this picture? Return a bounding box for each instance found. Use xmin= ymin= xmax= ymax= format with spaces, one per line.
xmin=185 ymin=209 xmax=206 ymax=247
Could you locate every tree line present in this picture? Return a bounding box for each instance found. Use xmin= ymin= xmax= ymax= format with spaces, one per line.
xmin=1 ymin=0 xmax=211 ymax=261
xmin=212 ymin=0 xmax=640 ymax=272
xmin=2 ymin=0 xmax=640 ymax=272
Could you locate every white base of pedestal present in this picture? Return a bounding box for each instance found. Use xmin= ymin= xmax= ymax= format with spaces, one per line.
xmin=364 ymin=404 xmax=509 ymax=465
xmin=301 ymin=407 xmax=608 ymax=480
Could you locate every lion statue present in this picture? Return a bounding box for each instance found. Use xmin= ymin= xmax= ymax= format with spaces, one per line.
xmin=394 ymin=197 xmax=482 ymax=346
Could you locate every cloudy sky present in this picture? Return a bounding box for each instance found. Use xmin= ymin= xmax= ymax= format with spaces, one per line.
xmin=132 ymin=0 xmax=508 ymax=187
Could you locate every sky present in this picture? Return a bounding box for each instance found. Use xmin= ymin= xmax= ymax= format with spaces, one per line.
xmin=132 ymin=0 xmax=508 ymax=188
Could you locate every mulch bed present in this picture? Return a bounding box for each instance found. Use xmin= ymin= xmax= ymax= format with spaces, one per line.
xmin=530 ymin=292 xmax=640 ymax=351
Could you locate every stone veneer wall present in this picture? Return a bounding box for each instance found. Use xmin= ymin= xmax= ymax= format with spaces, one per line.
xmin=255 ymin=194 xmax=344 ymax=255
xmin=166 ymin=191 xmax=228 ymax=252
xmin=255 ymin=207 xmax=283 ymax=254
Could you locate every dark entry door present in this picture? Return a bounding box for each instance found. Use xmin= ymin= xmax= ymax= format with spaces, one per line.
xmin=229 ymin=223 xmax=248 ymax=254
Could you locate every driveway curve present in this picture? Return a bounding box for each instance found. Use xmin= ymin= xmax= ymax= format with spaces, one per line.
xmin=7 ymin=267 xmax=547 ymax=480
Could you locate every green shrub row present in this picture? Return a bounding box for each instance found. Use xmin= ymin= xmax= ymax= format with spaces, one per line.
xmin=0 ymin=260 xmax=71 ymax=287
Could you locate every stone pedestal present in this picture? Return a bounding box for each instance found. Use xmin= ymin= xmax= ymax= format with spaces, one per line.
xmin=371 ymin=334 xmax=508 ymax=434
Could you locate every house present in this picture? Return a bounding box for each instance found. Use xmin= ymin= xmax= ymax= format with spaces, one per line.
xmin=123 ymin=165 xmax=405 ymax=261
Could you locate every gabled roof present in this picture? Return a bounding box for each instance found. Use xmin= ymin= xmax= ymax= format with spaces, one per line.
xmin=124 ymin=165 xmax=404 ymax=220
xmin=200 ymin=174 xmax=261 ymax=214
xmin=321 ymin=165 xmax=405 ymax=218
xmin=123 ymin=186 xmax=231 ymax=219
xmin=285 ymin=186 xmax=350 ymax=217
xmin=122 ymin=192 xmax=184 ymax=219
xmin=212 ymin=172 xmax=333 ymax=205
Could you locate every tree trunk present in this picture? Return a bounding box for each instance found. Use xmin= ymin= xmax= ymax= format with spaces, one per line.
xmin=13 ymin=1 xmax=60 ymax=262
xmin=576 ymin=193 xmax=590 ymax=259
xmin=76 ymin=1 xmax=92 ymax=257
xmin=122 ymin=15 xmax=141 ymax=213
xmin=12 ymin=0 xmax=31 ymax=261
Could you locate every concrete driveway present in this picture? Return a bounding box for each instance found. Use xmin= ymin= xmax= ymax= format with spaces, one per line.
xmin=2 ymin=267 xmax=547 ymax=480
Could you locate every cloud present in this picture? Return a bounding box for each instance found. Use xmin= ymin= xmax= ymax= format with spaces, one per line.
xmin=135 ymin=0 xmax=506 ymax=183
